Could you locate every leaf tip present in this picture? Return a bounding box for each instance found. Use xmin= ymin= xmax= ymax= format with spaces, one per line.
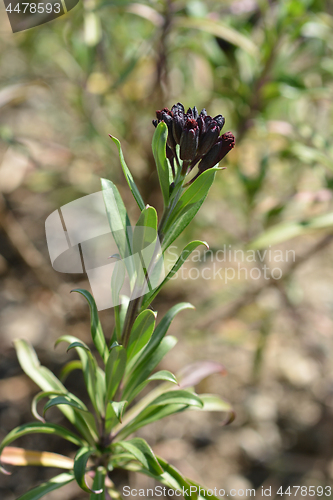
xmin=0 ymin=465 xmax=11 ymax=475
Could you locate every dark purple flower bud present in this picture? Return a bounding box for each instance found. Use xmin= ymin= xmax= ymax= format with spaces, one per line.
xmin=197 ymin=121 xmax=220 ymax=157
xmin=198 ymin=131 xmax=235 ymax=173
xmin=213 ymin=114 xmax=225 ymax=132
xmin=192 ymin=106 xmax=199 ymax=119
xmin=200 ymin=108 xmax=207 ymax=116
xmin=197 ymin=115 xmax=206 ymax=135
xmin=155 ymin=107 xmax=176 ymax=149
xmin=171 ymin=102 xmax=185 ymax=114
xmin=172 ymin=107 xmax=185 ymax=145
xmin=180 ymin=118 xmax=199 ymax=161
xmin=186 ymin=107 xmax=193 ymax=118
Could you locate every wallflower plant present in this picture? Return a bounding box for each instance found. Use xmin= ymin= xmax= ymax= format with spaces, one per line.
xmin=0 ymin=104 xmax=235 ymax=500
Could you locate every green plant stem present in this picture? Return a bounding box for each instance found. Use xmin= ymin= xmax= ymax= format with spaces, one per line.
xmin=120 ymin=152 xmax=185 ymax=351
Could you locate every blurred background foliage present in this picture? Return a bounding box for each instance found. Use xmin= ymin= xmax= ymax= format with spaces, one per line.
xmin=1 ymin=0 xmax=333 ymax=498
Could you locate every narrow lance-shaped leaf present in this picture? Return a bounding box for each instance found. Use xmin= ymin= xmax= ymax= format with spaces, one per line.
xmin=109 ymin=135 xmax=145 ymax=211
xmin=115 ymin=388 xmax=202 ymax=439
xmin=250 ymin=210 xmax=333 ymax=249
xmin=114 ymin=437 xmax=163 ymax=475
xmin=101 ymin=178 xmax=133 ymax=262
xmin=188 ymin=394 xmax=235 ymax=424
xmin=125 ymin=370 xmax=178 ymax=404
xmin=43 ymin=395 xmax=88 ymax=418
xmin=162 ymin=168 xmax=219 ymax=250
xmin=111 ymin=259 xmax=126 ymax=343
xmin=16 ymin=472 xmax=74 ymax=500
xmin=32 ymin=391 xmax=67 ymax=423
xmin=71 ymin=289 xmax=108 ymax=364
xmin=127 ymin=309 xmax=156 ymax=361
xmin=124 ymin=303 xmax=193 ymax=398
xmin=105 ymin=401 xmax=128 ymax=429
xmin=113 ymin=336 xmax=178 ymax=433
xmin=152 ymin=121 xmax=172 ymax=207
xmin=157 ymin=456 xmax=199 ymax=500
xmin=105 ymin=345 xmax=127 ymax=403
xmin=148 ymin=390 xmax=203 ymax=408
xmin=90 ymin=466 xmax=106 ymax=500
xmin=74 ymin=447 xmax=103 ymax=494
xmin=133 ymin=205 xmax=159 ymax=291
xmin=0 ymin=422 xmax=84 ymax=474
xmin=55 ymin=335 xmax=104 ymax=419
xmin=14 ymin=340 xmax=96 ymax=445
xmin=2 ymin=447 xmax=74 ymax=470
xmin=120 ymin=454 xmax=199 ymax=500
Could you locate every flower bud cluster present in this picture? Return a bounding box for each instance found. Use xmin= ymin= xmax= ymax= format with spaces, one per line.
xmin=153 ymin=103 xmax=235 ymax=181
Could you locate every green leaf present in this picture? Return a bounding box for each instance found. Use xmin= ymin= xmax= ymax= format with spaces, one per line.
xmin=113 ymin=337 xmax=178 ymax=435
xmin=250 ymin=211 xmax=333 ymax=249
xmin=148 ymin=370 xmax=178 ymax=384
xmin=111 ymin=259 xmax=126 ymax=342
xmin=122 ymin=390 xmax=202 ymax=437
xmin=133 ymin=206 xmax=159 ymax=291
xmin=0 ymin=423 xmax=84 ymax=472
xmin=149 ymin=390 xmax=203 ymax=408
xmin=56 ymin=335 xmax=104 ymax=418
xmin=121 ymin=455 xmax=197 ymax=500
xmin=162 ymin=168 xmax=218 ymax=249
xmin=95 ymin=367 xmax=107 ymax=418
xmin=71 ymin=289 xmax=108 ymax=364
xmin=125 ymin=370 xmax=178 ymax=404
xmin=105 ymin=345 xmax=127 ymax=402
xmin=107 ymin=401 xmax=128 ymax=424
xmin=133 ymin=206 xmax=158 ymax=255
xmin=32 ymin=391 xmax=66 ymax=423
xmin=152 ymin=121 xmax=172 ymax=207
xmin=101 ymin=178 xmax=133 ymax=261
xmin=14 ymin=340 xmax=96 ymax=445
xmin=59 ymin=360 xmax=82 ymax=382
xmin=141 ymin=240 xmax=209 ymax=309
xmin=74 ymin=447 xmax=102 ymax=494
xmin=115 ymin=438 xmax=163 ymax=475
xmin=109 ymin=135 xmax=145 ymax=211
xmin=127 ymin=302 xmax=193 ymax=380
xmin=90 ymin=466 xmax=106 ymax=499
xmin=15 ymin=339 xmax=66 ymax=393
xmin=123 ymin=329 xmax=179 ymax=401
xmin=105 ymin=401 xmax=126 ymax=432
xmin=157 ymin=456 xmax=198 ymax=500
xmin=1 ymin=447 xmax=74 ymax=470
xmin=16 ymin=472 xmax=74 ymax=500
xmin=43 ymin=395 xmax=88 ymax=417
xmin=189 ymin=394 xmax=235 ymax=424
xmin=66 ymin=341 xmax=90 ymax=352
xmin=127 ymin=309 xmax=156 ymax=361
